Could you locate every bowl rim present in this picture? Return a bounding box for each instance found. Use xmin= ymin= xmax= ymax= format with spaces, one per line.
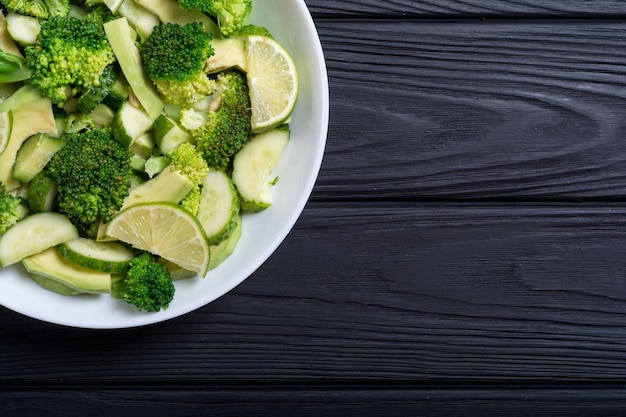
xmin=0 ymin=0 xmax=330 ymax=329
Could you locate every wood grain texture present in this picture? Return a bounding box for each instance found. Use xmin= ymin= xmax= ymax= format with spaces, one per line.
xmin=3 ymin=385 xmax=626 ymax=416
xmin=5 ymin=3 xmax=626 ymax=414
xmin=306 ymin=0 xmax=626 ymax=18
xmin=314 ymin=20 xmax=626 ymax=201
xmin=3 ymin=204 xmax=626 ymax=384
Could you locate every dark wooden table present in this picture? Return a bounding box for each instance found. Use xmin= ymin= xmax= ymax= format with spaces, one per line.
xmin=6 ymin=1 xmax=626 ymax=415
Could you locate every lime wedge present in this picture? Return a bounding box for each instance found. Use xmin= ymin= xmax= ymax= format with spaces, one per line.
xmin=245 ymin=35 xmax=298 ymax=133
xmin=105 ymin=203 xmax=211 ymax=276
xmin=0 ymin=110 xmax=12 ymax=154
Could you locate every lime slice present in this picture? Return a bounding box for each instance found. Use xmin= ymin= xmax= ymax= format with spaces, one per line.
xmin=105 ymin=203 xmax=211 ymax=276
xmin=0 ymin=110 xmax=12 ymax=154
xmin=245 ymin=35 xmax=298 ymax=133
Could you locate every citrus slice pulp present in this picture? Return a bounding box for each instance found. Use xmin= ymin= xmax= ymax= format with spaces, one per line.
xmin=245 ymin=35 xmax=298 ymax=133
xmin=105 ymin=203 xmax=211 ymax=277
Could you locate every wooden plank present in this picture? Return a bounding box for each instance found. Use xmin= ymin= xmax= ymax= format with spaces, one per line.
xmin=314 ymin=20 xmax=626 ymax=200
xmin=3 ymin=385 xmax=626 ymax=416
xmin=3 ymin=203 xmax=626 ymax=382
xmin=306 ymin=0 xmax=626 ymax=18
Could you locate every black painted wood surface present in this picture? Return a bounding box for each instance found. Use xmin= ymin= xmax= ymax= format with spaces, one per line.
xmin=5 ymin=1 xmax=626 ymax=415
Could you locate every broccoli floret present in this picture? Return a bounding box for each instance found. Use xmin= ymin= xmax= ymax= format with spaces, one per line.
xmin=179 ymin=185 xmax=201 ymax=215
xmin=0 ymin=183 xmax=25 ymax=235
xmin=141 ymin=22 xmax=215 ymax=106
xmin=189 ymin=70 xmax=251 ymax=170
xmin=177 ymin=0 xmax=251 ymax=37
xmin=63 ymin=111 xmax=95 ymax=133
xmin=75 ymin=64 xmax=119 ymax=113
xmin=24 ymin=16 xmax=116 ymax=107
xmin=84 ymin=3 xmax=118 ymax=26
xmin=167 ymin=143 xmax=209 ymax=215
xmin=1 ymin=0 xmax=70 ymax=19
xmin=167 ymin=142 xmax=210 ymax=186
xmin=113 ymin=252 xmax=175 ymax=312
xmin=45 ymin=128 xmax=132 ymax=236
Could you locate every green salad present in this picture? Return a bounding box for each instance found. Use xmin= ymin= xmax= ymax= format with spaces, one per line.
xmin=0 ymin=0 xmax=298 ymax=312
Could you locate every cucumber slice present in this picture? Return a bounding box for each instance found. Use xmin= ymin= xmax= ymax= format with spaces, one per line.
xmin=22 ymin=247 xmax=111 ymax=294
xmin=129 ymin=131 xmax=155 ymax=159
xmin=209 ymin=213 xmax=242 ymax=270
xmin=112 ymin=101 xmax=155 ymax=148
xmin=0 ymin=212 xmax=78 ymax=267
xmin=12 ymin=133 xmax=64 ymax=183
xmin=130 ymin=154 xmax=146 ymax=172
xmin=153 ymin=114 xmax=192 ymax=155
xmin=5 ymin=12 xmax=40 ymax=46
xmin=144 ymin=155 xmax=170 ymax=178
xmin=232 ymin=125 xmax=290 ymax=212
xmin=90 ymin=103 xmax=115 ymax=129
xmin=102 ymin=75 xmax=130 ymax=110
xmin=27 ymin=172 xmax=57 ymax=213
xmin=197 ymin=170 xmax=240 ymax=244
xmin=57 ymin=237 xmax=135 ymax=274
xmin=75 ymin=64 xmax=118 ymax=114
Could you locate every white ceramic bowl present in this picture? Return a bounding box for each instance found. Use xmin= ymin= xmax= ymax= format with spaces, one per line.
xmin=0 ymin=0 xmax=329 ymax=329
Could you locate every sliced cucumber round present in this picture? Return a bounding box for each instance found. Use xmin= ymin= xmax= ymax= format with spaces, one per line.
xmin=112 ymin=101 xmax=155 ymax=148
xmin=196 ymin=170 xmax=240 ymax=245
xmin=57 ymin=237 xmax=135 ymax=274
xmin=5 ymin=12 xmax=40 ymax=46
xmin=13 ymin=133 xmax=64 ymax=183
xmin=153 ymin=113 xmax=192 ymax=155
xmin=232 ymin=125 xmax=290 ymax=212
xmin=0 ymin=212 xmax=78 ymax=267
xmin=27 ymin=172 xmax=58 ymax=213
